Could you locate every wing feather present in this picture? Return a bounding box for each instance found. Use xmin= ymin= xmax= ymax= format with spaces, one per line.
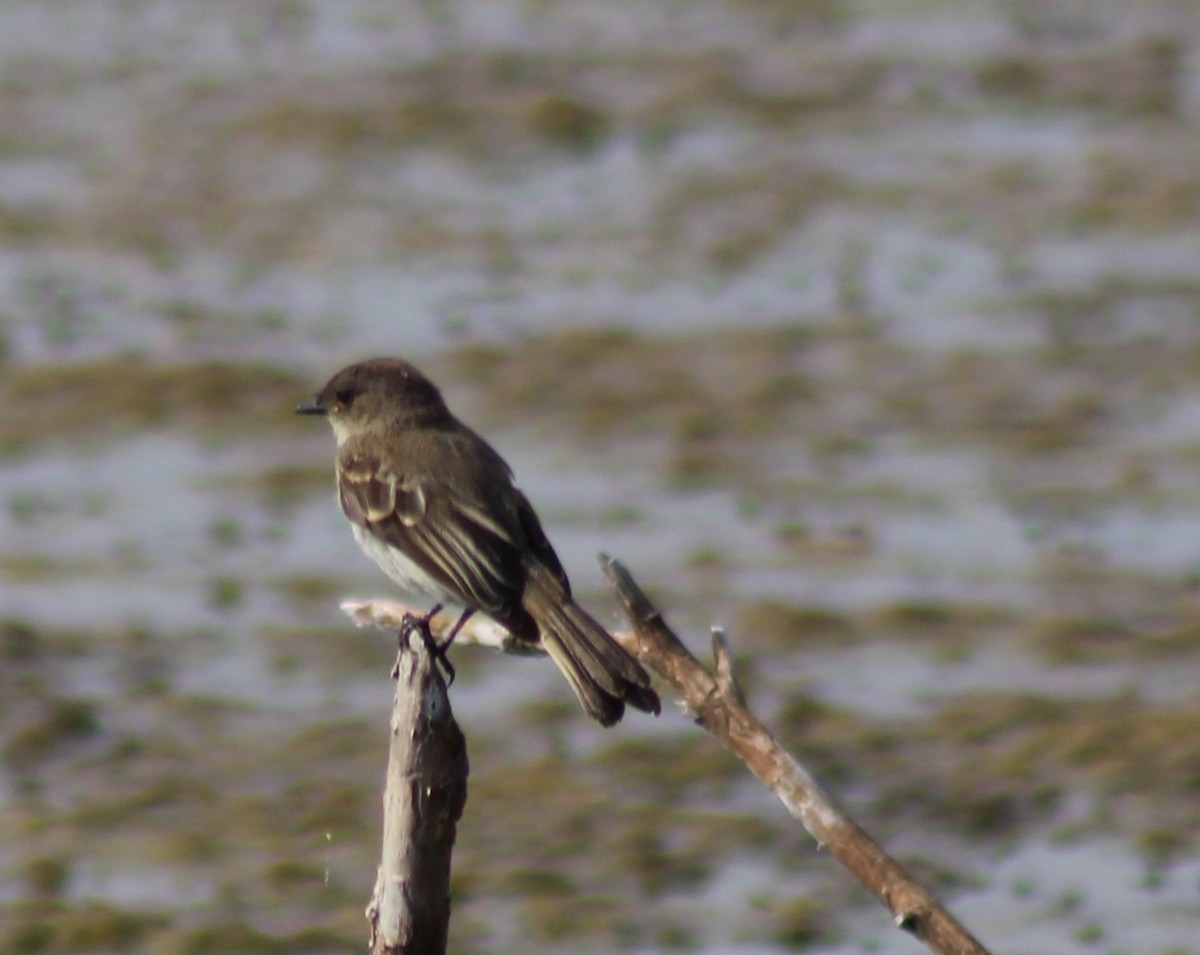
xmin=337 ymin=447 xmax=521 ymax=613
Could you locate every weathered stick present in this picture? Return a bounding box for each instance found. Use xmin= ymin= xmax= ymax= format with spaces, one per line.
xmin=364 ymin=626 xmax=469 ymax=955
xmin=342 ymin=556 xmax=992 ymax=955
xmin=598 ymin=555 xmax=992 ymax=955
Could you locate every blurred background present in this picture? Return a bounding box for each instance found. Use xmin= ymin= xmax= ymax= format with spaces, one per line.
xmin=3 ymin=1 xmax=1200 ymax=952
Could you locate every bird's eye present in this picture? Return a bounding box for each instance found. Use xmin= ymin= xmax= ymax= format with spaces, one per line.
xmin=335 ymin=389 xmax=356 ymax=407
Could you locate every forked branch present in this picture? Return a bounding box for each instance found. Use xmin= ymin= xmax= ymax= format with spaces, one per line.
xmin=598 ymin=555 xmax=991 ymax=955
xmin=343 ymin=555 xmax=992 ymax=955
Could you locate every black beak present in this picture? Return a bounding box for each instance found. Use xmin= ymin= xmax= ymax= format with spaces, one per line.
xmin=295 ymin=396 xmax=327 ymax=416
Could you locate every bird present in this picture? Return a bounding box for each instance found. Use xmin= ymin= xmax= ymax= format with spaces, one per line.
xmin=297 ymin=357 xmax=660 ymax=726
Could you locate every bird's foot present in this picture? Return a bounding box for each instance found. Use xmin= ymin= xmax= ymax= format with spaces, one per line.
xmin=395 ymin=604 xmax=456 ymax=685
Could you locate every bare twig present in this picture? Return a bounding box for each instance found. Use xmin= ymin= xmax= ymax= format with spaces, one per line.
xmin=342 ymin=561 xmax=992 ymax=955
xmin=343 ymin=598 xmax=539 ymax=655
xmin=598 ymin=555 xmax=992 ymax=955
xmin=364 ymin=625 xmax=469 ymax=955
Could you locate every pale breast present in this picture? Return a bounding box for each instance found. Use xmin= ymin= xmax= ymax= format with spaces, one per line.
xmin=350 ymin=523 xmax=462 ymax=609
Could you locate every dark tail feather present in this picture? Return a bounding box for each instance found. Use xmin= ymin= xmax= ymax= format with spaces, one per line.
xmin=532 ymin=593 xmax=661 ymax=727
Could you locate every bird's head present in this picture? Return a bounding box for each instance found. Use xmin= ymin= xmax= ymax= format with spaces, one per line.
xmin=296 ymin=358 xmax=450 ymax=442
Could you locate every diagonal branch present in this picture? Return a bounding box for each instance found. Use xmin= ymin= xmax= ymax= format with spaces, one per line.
xmin=598 ymin=554 xmax=992 ymax=955
xmin=342 ymin=555 xmax=993 ymax=955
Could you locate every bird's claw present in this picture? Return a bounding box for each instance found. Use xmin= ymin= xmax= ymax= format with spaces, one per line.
xmin=397 ymin=607 xmax=457 ymax=686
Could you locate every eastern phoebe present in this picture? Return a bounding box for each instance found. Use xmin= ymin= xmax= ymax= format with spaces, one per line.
xmin=297 ymin=357 xmax=660 ymax=726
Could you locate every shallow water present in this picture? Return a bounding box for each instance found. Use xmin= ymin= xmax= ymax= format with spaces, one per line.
xmin=4 ymin=2 xmax=1200 ymax=953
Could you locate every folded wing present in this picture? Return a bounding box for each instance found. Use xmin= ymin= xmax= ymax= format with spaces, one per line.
xmin=338 ymin=449 xmax=523 ymax=615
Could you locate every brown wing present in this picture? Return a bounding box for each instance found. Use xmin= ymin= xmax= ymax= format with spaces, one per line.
xmin=338 ymin=447 xmax=524 ymax=614
xmin=510 ymin=487 xmax=570 ymax=596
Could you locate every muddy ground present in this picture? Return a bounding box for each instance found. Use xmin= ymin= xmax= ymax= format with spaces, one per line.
xmin=3 ymin=2 xmax=1200 ymax=953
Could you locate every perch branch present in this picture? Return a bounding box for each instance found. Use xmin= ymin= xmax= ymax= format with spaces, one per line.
xmin=598 ymin=555 xmax=991 ymax=955
xmin=343 ymin=598 xmax=540 ymax=655
xmin=363 ymin=623 xmax=469 ymax=955
xmin=342 ymin=563 xmax=991 ymax=955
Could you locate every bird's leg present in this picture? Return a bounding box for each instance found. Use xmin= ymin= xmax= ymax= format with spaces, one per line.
xmin=441 ymin=608 xmax=475 ymax=652
xmin=394 ymin=603 xmax=458 ymax=685
xmin=394 ymin=602 xmax=441 ymax=677
xmin=424 ymin=609 xmax=474 ymax=686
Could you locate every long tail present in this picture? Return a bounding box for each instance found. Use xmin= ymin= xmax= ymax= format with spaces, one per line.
xmin=524 ymin=570 xmax=660 ymax=726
